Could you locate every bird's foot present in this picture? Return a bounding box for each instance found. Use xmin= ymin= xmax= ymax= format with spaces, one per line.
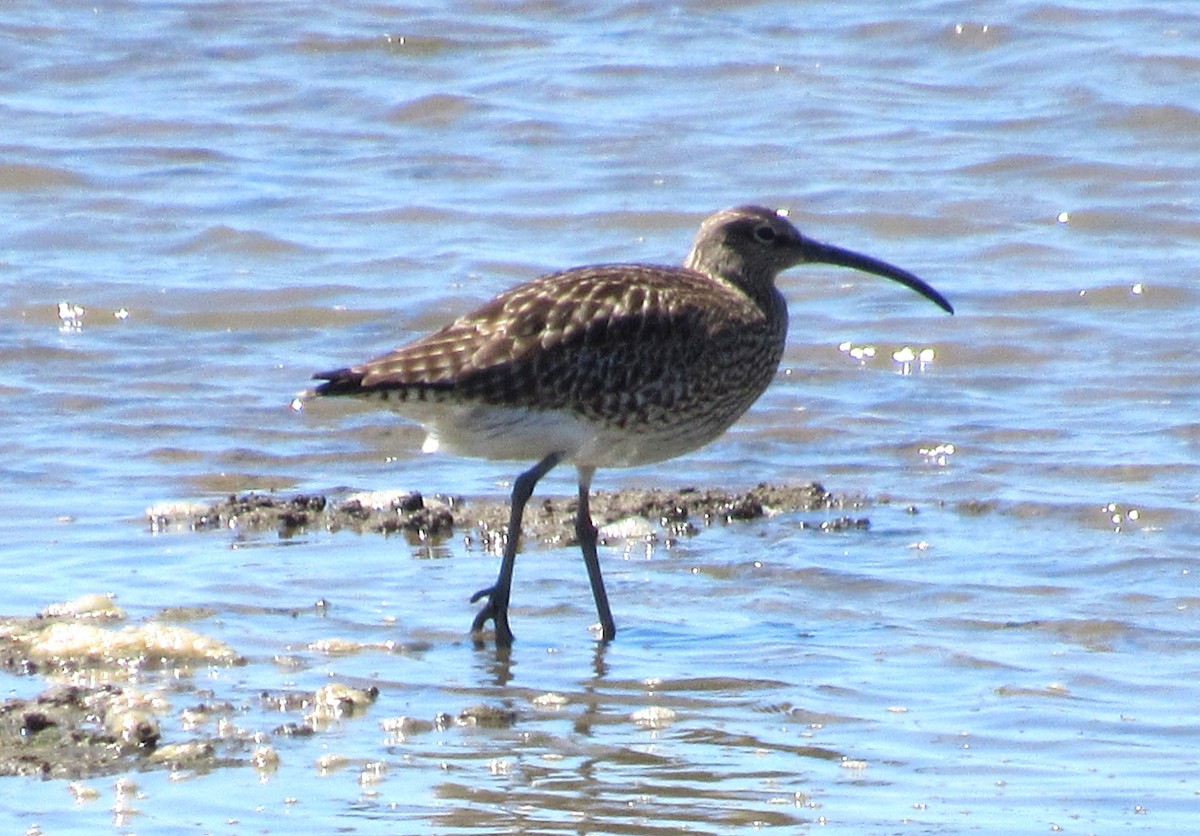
xmin=469 ymin=586 xmax=514 ymax=646
xmin=591 ymin=618 xmax=617 ymax=643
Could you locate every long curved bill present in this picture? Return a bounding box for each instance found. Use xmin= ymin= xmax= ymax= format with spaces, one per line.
xmin=803 ymin=239 xmax=954 ymax=315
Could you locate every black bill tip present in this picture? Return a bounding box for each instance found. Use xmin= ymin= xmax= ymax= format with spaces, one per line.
xmin=805 ymin=239 xmax=954 ymax=315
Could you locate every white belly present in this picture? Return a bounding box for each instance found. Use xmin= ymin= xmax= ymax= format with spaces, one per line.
xmin=397 ymin=401 xmax=721 ymax=469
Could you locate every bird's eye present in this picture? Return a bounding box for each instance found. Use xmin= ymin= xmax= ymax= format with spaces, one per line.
xmin=753 ymin=224 xmax=777 ymax=244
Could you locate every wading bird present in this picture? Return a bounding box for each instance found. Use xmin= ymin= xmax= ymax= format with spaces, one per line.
xmin=306 ymin=206 xmax=953 ymax=646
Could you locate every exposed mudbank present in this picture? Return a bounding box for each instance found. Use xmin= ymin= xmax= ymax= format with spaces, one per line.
xmin=146 ymin=481 xmax=872 ymax=546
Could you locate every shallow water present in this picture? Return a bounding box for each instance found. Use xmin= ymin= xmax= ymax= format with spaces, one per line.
xmin=3 ymin=0 xmax=1200 ymax=832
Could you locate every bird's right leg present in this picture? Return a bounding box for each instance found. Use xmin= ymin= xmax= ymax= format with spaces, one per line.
xmin=471 ymin=452 xmax=561 ymax=646
xmin=574 ymin=466 xmax=616 ymax=642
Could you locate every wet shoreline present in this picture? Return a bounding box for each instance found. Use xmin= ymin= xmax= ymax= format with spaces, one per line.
xmin=4 ymin=481 xmax=867 ymax=780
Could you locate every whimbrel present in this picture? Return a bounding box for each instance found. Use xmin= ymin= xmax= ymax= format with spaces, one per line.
xmin=307 ymin=206 xmax=953 ymax=646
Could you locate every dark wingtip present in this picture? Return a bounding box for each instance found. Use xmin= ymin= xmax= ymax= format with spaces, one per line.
xmin=310 ymin=367 xmax=366 ymax=397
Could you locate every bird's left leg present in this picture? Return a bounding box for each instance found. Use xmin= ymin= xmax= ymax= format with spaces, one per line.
xmin=471 ymin=452 xmax=561 ymax=646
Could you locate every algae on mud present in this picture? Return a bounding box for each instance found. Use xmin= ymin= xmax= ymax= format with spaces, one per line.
xmin=0 ymin=594 xmax=243 ymax=779
xmin=0 ymin=594 xmax=378 ymax=780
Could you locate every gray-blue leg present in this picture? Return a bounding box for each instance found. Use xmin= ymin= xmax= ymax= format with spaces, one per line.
xmin=575 ymin=466 xmax=616 ymax=641
xmin=471 ymin=452 xmax=561 ymax=646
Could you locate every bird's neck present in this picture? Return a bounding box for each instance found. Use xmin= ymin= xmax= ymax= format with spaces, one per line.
xmin=685 ymin=248 xmax=772 ymax=307
xmin=708 ymin=267 xmax=786 ymax=324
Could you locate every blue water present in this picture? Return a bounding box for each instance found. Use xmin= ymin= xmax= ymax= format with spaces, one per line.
xmin=2 ymin=1 xmax=1199 ymax=832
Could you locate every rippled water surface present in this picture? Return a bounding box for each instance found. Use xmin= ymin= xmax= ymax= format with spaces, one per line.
xmin=3 ymin=0 xmax=1199 ymax=832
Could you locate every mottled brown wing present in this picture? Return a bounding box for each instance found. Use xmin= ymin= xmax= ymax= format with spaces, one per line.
xmin=313 ymin=264 xmax=767 ymax=419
